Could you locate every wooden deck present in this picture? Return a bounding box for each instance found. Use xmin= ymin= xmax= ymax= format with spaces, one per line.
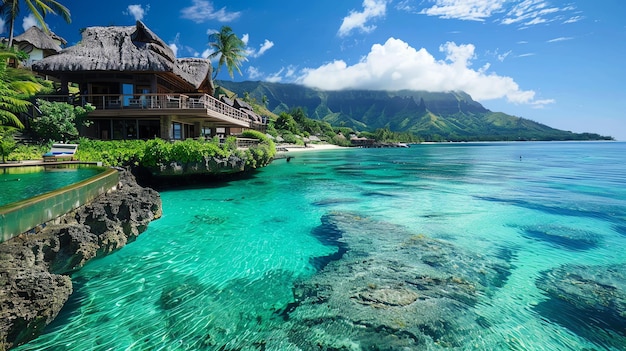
xmin=43 ymin=93 xmax=255 ymax=128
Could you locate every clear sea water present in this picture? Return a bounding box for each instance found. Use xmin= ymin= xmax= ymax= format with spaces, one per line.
xmin=16 ymin=142 xmax=626 ymax=351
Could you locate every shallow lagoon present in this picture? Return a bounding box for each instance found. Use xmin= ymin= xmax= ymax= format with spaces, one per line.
xmin=16 ymin=142 xmax=626 ymax=350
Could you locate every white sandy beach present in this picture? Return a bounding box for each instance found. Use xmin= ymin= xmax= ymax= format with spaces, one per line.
xmin=279 ymin=143 xmax=346 ymax=152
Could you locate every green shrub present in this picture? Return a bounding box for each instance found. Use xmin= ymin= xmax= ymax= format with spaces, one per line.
xmin=76 ymin=138 xmax=145 ymax=166
xmin=31 ymin=100 xmax=94 ymax=142
xmin=141 ymin=139 xmax=171 ymax=167
xmin=6 ymin=143 xmax=48 ymax=161
xmin=241 ymin=129 xmax=276 ymax=167
xmin=10 ymin=134 xmax=276 ymax=170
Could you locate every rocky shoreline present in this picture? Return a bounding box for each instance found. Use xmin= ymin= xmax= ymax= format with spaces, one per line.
xmin=0 ymin=169 xmax=162 ymax=350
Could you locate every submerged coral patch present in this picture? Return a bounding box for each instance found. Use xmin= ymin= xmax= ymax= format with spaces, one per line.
xmin=519 ymin=225 xmax=602 ymax=250
xmin=282 ymin=211 xmax=516 ymax=349
xmin=535 ymin=263 xmax=626 ymax=348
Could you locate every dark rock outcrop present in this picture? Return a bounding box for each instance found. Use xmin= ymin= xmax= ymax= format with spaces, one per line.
xmin=0 ymin=169 xmax=161 ymax=350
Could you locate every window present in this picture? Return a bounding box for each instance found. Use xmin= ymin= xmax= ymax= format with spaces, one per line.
xmin=172 ymin=122 xmax=182 ymax=140
xmin=122 ymin=83 xmax=134 ymax=106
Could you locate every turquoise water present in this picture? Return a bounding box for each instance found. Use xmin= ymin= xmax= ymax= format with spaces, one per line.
xmin=0 ymin=165 xmax=103 ymax=206
xmin=16 ymin=142 xmax=626 ymax=350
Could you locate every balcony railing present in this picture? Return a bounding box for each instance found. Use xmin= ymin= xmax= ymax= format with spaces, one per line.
xmin=41 ymin=93 xmax=255 ymax=124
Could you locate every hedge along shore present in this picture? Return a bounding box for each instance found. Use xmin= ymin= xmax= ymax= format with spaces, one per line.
xmin=0 ymin=169 xmax=162 ymax=351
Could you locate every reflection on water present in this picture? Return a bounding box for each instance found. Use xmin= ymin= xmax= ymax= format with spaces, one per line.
xmin=16 ymin=142 xmax=626 ymax=350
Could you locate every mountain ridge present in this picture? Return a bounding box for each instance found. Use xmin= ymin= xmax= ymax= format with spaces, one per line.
xmin=216 ymin=80 xmax=612 ymax=141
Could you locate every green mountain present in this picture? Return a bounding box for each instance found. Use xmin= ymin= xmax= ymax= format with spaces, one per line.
xmin=216 ymin=80 xmax=612 ymax=141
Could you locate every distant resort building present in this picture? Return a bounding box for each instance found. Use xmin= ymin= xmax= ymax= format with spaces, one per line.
xmin=31 ymin=21 xmax=265 ymax=141
xmin=2 ymin=26 xmax=66 ymax=67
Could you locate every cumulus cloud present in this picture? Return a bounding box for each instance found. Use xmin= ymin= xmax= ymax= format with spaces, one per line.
xmin=181 ymin=0 xmax=240 ymax=23
xmin=419 ymin=0 xmax=506 ymax=21
xmin=22 ymin=14 xmax=38 ymax=31
xmin=125 ymin=4 xmax=149 ymax=21
xmin=297 ymin=37 xmax=547 ymax=105
xmin=242 ymin=34 xmax=274 ymax=58
xmin=338 ymin=0 xmax=388 ymax=37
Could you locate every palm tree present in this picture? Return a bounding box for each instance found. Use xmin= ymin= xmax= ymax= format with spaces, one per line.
xmin=1 ymin=0 xmax=71 ymax=49
xmin=0 ymin=49 xmax=43 ymax=162
xmin=0 ymin=51 xmax=33 ymax=129
xmin=208 ymin=26 xmax=247 ymax=80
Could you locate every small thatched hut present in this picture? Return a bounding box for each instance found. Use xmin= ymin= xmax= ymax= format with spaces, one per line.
xmin=7 ymin=26 xmax=65 ymax=66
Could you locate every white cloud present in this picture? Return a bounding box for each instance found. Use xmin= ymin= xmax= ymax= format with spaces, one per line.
xmin=125 ymin=4 xmax=149 ymax=21
xmin=497 ymin=50 xmax=512 ymax=62
xmin=181 ymin=0 xmax=241 ymax=23
xmin=530 ymin=98 xmax=556 ymax=108
xmin=242 ymin=34 xmax=274 ymax=58
xmin=415 ymin=0 xmax=580 ymax=27
xmin=338 ymin=0 xmax=388 ymax=37
xmin=247 ymin=66 xmax=263 ymax=80
xmin=501 ymin=0 xmax=572 ymax=27
xmin=285 ymin=65 xmax=297 ymax=78
xmin=257 ymin=40 xmax=274 ymax=56
xmin=0 ymin=18 xmax=5 ymax=34
xmin=168 ymin=33 xmax=181 ymax=57
xmin=563 ymin=15 xmax=583 ymax=24
xmin=169 ymin=43 xmax=178 ymax=57
xmin=419 ymin=0 xmax=506 ymax=21
xmin=22 ymin=14 xmax=39 ymax=31
xmin=265 ymin=69 xmax=284 ymax=83
xmin=201 ymin=48 xmax=213 ymax=59
xmin=297 ymin=37 xmax=544 ymax=105
xmin=547 ymin=36 xmax=572 ymax=43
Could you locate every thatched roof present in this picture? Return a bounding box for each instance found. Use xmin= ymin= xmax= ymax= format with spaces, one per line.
xmin=32 ymin=21 xmax=212 ymax=90
xmin=13 ymin=26 xmax=63 ymax=52
xmin=234 ymin=98 xmax=253 ymax=111
xmin=220 ymin=96 xmax=234 ymax=107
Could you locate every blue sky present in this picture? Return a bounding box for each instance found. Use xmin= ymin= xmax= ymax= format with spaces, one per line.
xmin=4 ymin=0 xmax=625 ymax=139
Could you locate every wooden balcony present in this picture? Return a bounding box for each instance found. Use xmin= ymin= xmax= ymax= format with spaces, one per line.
xmin=43 ymin=93 xmax=257 ymax=128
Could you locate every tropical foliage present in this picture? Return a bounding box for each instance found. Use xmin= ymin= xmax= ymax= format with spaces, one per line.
xmin=30 ymin=99 xmax=94 ymax=142
xmin=240 ymin=129 xmax=275 ymax=168
xmin=0 ymin=51 xmax=31 ymax=130
xmin=208 ymin=26 xmax=247 ymax=79
xmin=70 ymin=134 xmax=275 ymax=169
xmin=0 ymin=49 xmax=46 ymax=162
xmin=1 ymin=0 xmax=71 ymax=48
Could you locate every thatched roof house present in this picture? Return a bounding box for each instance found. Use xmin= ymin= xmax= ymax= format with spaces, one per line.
xmin=32 ymin=21 xmax=213 ymax=94
xmin=5 ymin=26 xmax=66 ymax=66
xmin=13 ymin=26 xmax=64 ymax=52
